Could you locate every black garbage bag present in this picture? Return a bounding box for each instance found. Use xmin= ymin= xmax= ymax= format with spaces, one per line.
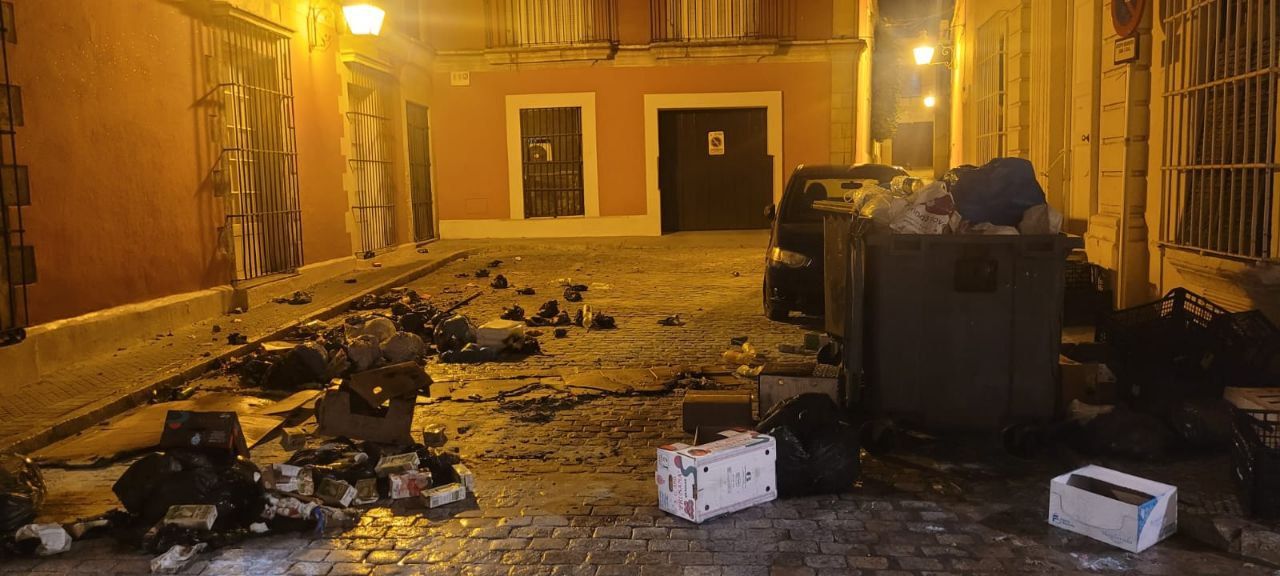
xmin=112 ymin=451 xmax=265 ymax=531
xmin=1167 ymin=398 xmax=1234 ymax=450
xmin=0 ymin=454 xmax=45 ymax=531
xmin=1080 ymin=407 xmax=1174 ymax=460
xmin=947 ymin=157 xmax=1047 ymax=227
xmin=756 ymin=394 xmax=860 ymax=497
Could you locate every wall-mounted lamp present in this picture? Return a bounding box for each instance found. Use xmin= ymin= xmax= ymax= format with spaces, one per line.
xmin=923 ymin=95 xmax=937 ymax=108
xmin=343 ymin=2 xmax=386 ymax=36
xmin=913 ymin=45 xmax=936 ymax=66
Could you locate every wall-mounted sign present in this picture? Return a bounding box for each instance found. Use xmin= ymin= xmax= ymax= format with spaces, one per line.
xmin=1112 ymin=0 xmax=1147 ymax=38
xmin=1114 ymin=36 xmax=1139 ymax=64
xmin=450 ymin=71 xmax=471 ymax=87
xmin=707 ymin=131 xmax=725 ymax=156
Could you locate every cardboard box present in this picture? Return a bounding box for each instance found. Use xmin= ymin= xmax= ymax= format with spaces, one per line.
xmin=375 ymin=452 xmax=421 ymax=477
xmin=162 ymin=505 xmax=218 ymax=530
xmin=682 ymin=390 xmax=754 ymax=433
xmin=263 ymin=463 xmax=310 ymax=494
xmin=159 ymin=411 xmax=250 ymax=459
xmin=423 ymin=483 xmax=467 ymax=508
xmin=452 ymin=464 xmax=474 ymax=492
xmin=477 ymin=319 xmax=525 ymax=349
xmin=757 ymin=376 xmax=839 ymax=418
xmin=1047 ymin=465 xmax=1177 ymax=553
xmin=317 ymin=478 xmax=357 ymax=507
xmin=348 ymin=362 xmax=431 ymax=408
xmin=316 ymin=388 xmax=415 ymax=444
xmin=1060 ymin=356 xmax=1117 ymax=410
xmin=390 ymin=470 xmax=433 ymax=499
xmin=656 ymin=430 xmax=777 ymax=523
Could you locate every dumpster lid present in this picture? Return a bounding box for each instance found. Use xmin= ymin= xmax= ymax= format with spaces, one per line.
xmin=812 ymin=200 xmax=859 ymax=215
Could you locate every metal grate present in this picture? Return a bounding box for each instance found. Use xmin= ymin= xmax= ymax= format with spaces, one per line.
xmin=485 ymin=0 xmax=617 ymax=49
xmin=650 ymin=0 xmax=794 ymax=43
xmin=347 ymin=65 xmax=397 ymax=253
xmin=406 ymin=102 xmax=434 ymax=242
xmin=0 ymin=0 xmax=26 ymax=345
xmin=1160 ymin=0 xmax=1278 ymax=261
xmin=975 ymin=13 xmax=1008 ymax=163
xmin=520 ymin=107 xmax=584 ymax=218
xmin=212 ymin=16 xmax=303 ymax=283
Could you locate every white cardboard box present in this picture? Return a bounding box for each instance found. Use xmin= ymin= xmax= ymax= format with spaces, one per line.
xmin=476 ymin=319 xmax=525 ymax=349
xmin=1047 ymin=465 xmax=1177 ymax=553
xmin=656 ymin=429 xmax=776 ymax=523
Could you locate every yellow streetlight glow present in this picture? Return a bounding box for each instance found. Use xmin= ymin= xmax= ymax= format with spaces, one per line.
xmin=343 ymin=3 xmax=386 ymax=36
xmin=913 ymin=45 xmax=936 ymax=66
xmin=923 ymin=95 xmax=937 ymax=108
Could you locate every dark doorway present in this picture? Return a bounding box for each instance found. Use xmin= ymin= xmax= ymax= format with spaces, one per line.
xmin=406 ymin=103 xmax=434 ymax=241
xmin=658 ymin=108 xmax=772 ymax=232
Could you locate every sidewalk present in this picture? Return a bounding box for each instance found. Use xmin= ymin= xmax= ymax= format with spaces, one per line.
xmin=0 ymin=242 xmax=478 ymax=454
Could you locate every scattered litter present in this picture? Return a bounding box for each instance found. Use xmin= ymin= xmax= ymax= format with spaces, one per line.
xmin=537 ymin=300 xmax=560 ymax=319
xmin=272 ymin=291 xmax=313 ymax=305
xmin=350 ymin=316 xmax=397 ymax=344
xmin=658 ymin=315 xmax=684 ymax=327
xmin=14 ymin=523 xmax=70 ymax=556
xmin=487 ymin=260 xmax=502 ymax=268
xmin=374 ymin=453 xmax=421 ymax=477
xmin=453 ymin=464 xmax=474 ymax=492
xmin=476 ymin=319 xmax=525 ymax=351
xmin=317 ymin=478 xmax=356 ymax=507
xmin=423 ymin=483 xmax=466 ymax=508
xmin=722 ymin=342 xmax=759 ymax=366
xmin=490 ymin=274 xmax=509 ymax=289
xmin=516 ymin=287 xmax=536 ymax=295
xmin=657 ymin=430 xmax=776 ymax=523
xmin=734 ymin=365 xmax=763 ymax=380
xmin=345 ymin=334 xmax=381 ymax=372
xmin=730 ymin=336 xmax=749 ymax=346
xmin=554 ymin=328 xmax=568 ymax=338
xmin=227 ymin=333 xmax=248 ymax=345
xmin=344 ymin=278 xmax=357 ymax=284
xmin=474 ymin=269 xmax=490 ymax=278
xmin=421 ymin=424 xmax=448 ymax=448
xmin=0 ymin=454 xmax=45 ymax=531
xmin=389 ymin=471 xmax=432 ymax=499
xmin=1048 ymin=465 xmax=1177 ymax=553
xmin=382 ymin=332 xmax=425 ymax=363
xmin=433 ymin=314 xmax=476 ymax=352
xmin=162 ymin=505 xmax=218 ymax=530
xmin=563 ymin=287 xmax=583 ymax=302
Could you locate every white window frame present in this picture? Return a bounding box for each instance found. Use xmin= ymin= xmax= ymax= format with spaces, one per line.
xmin=505 ymin=93 xmax=600 ymax=220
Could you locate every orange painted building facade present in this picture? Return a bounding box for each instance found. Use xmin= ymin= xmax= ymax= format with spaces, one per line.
xmin=1 ymin=0 xmax=872 ymax=329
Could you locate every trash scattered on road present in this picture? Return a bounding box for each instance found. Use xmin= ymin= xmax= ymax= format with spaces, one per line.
xmin=487 ymin=260 xmax=502 ymax=268
xmin=374 ymin=452 xmax=421 ymax=477
xmin=158 ymin=411 xmax=251 ymax=460
xmin=421 ymin=424 xmax=448 ymax=448
xmin=272 ymin=291 xmax=313 ymax=305
xmin=474 ymin=268 xmax=490 ymax=278
xmin=554 ymin=328 xmax=568 ymax=338
xmin=477 ymin=319 xmax=525 ymax=351
xmin=563 ymin=287 xmax=583 ymax=302
xmin=151 ymin=542 xmax=207 ymax=574
xmin=490 ymin=274 xmax=508 ymax=289
xmin=1048 ymin=465 xmax=1177 ymax=553
xmin=317 ymin=478 xmax=357 ymax=507
xmin=389 ymin=471 xmax=432 ymax=499
xmin=14 ymin=523 xmax=72 ymax=556
xmin=657 ymin=430 xmax=776 ymax=523
xmin=757 ymin=394 xmax=860 ymax=497
xmin=423 ymin=483 xmax=466 ymax=508
xmin=658 ymin=314 xmax=684 ymax=327
xmin=0 ymin=453 xmax=45 ymax=531
xmin=452 ymin=464 xmax=474 ymax=492
xmin=162 ymin=505 xmax=218 ymax=530
xmin=227 ymin=333 xmax=248 ymax=345
xmin=501 ymin=304 xmax=525 ymax=321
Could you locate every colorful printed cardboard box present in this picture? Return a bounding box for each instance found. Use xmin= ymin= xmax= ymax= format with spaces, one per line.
xmin=656 ymin=430 xmax=776 ymax=523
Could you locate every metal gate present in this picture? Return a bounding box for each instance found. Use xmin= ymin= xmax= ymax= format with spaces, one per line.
xmin=406 ymin=103 xmax=434 ymax=242
xmin=0 ymin=2 xmax=29 ymax=345
xmin=1160 ymin=0 xmax=1278 ymax=261
xmin=213 ymin=16 xmax=303 ymax=282
xmin=347 ymin=66 xmax=397 ymax=253
xmin=520 ymin=106 xmax=584 ymax=218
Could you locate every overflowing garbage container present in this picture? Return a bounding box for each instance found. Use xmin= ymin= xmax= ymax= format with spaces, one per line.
xmin=815 ymin=158 xmax=1082 ymax=432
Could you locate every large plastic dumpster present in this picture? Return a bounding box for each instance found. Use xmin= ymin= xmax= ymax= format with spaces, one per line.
xmin=816 ymin=199 xmax=1083 ymax=431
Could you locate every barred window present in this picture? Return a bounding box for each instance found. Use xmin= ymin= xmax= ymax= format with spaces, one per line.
xmin=485 ymin=0 xmax=617 ymax=48
xmin=212 ymin=16 xmax=303 ymax=282
xmin=650 ymin=0 xmax=794 ymax=43
xmin=347 ymin=65 xmax=397 ymax=253
xmin=974 ymin=14 xmax=1008 ymax=164
xmin=1160 ymin=0 xmax=1277 ymax=261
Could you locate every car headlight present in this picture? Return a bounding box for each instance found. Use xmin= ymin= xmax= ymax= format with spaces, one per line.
xmin=768 ymin=246 xmax=812 ymax=268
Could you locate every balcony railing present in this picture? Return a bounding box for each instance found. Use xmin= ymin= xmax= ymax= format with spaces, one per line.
xmin=485 ymin=0 xmax=617 ymax=49
xmin=650 ymin=0 xmax=794 ymax=43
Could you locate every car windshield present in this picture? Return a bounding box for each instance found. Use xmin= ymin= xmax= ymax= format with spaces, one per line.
xmin=781 ymin=168 xmax=905 ymax=223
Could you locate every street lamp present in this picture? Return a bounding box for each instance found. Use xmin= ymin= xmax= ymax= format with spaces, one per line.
xmin=923 ymin=95 xmax=937 ymax=108
xmin=343 ymin=2 xmax=386 ymax=36
xmin=913 ymin=45 xmax=936 ymax=66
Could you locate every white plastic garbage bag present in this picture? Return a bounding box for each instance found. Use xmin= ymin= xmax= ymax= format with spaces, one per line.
xmin=890 ymin=181 xmax=956 ymax=235
xmin=1018 ymin=203 xmax=1064 ymax=235
xmin=151 ymin=543 xmax=207 ymax=574
xmin=15 ymin=523 xmax=71 ymax=556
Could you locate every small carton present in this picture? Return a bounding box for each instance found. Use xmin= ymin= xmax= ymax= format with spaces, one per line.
xmin=452 ymin=464 xmax=475 ymax=492
xmin=476 ymin=319 xmax=525 ymax=350
xmin=421 ymin=424 xmax=449 ymax=448
xmin=375 ymin=452 xmax=421 ymax=477
xmin=682 ymin=390 xmax=754 ymax=433
xmin=263 ymin=463 xmax=304 ymax=493
xmin=317 ymin=478 xmax=357 ymax=508
xmin=1048 ymin=465 xmax=1177 ymax=553
xmin=348 ymin=362 xmax=430 ymax=408
xmin=423 ymin=482 xmax=467 ymax=508
xmin=279 ymin=426 xmax=310 ymax=451
xmin=353 ymin=478 xmax=380 ymax=505
xmin=162 ymin=505 xmax=218 ymax=530
xmin=390 ymin=470 xmax=433 ymax=499
xmin=656 ymin=430 xmax=777 ymax=523
xmin=159 ymin=411 xmax=250 ymax=459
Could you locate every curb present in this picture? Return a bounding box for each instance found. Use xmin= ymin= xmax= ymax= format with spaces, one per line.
xmin=4 ymin=248 xmax=475 ymax=456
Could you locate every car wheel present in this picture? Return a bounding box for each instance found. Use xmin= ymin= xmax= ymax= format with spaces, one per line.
xmin=763 ymin=278 xmax=788 ymax=321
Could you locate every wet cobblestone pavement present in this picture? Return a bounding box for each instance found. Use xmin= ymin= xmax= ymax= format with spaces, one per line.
xmin=12 ymin=232 xmax=1272 ymax=575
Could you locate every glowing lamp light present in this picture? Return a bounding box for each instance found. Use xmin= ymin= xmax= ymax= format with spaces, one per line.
xmin=343 ymin=3 xmax=386 ymax=36
xmin=923 ymin=95 xmax=937 ymax=108
xmin=913 ymin=45 xmax=936 ymax=66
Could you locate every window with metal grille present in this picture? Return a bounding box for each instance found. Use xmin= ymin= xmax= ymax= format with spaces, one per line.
xmin=486 ymin=0 xmax=617 ymax=49
xmin=0 ymin=1 xmax=28 ymax=345
xmin=406 ymin=103 xmax=434 ymax=242
xmin=650 ymin=0 xmax=794 ymax=43
xmin=213 ymin=17 xmax=303 ymax=282
xmin=347 ymin=66 xmax=397 ymax=253
xmin=974 ymin=15 xmax=1007 ymax=163
xmin=520 ymin=107 xmax=584 ymax=218
xmin=1160 ymin=0 xmax=1277 ymax=261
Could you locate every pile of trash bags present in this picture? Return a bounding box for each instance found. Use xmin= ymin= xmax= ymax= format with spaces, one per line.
xmin=841 ymin=157 xmax=1062 ymax=236
xmin=756 ymin=394 xmax=860 ymax=497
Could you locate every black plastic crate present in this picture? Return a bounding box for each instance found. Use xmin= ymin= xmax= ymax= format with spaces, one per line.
xmin=1210 ymin=311 xmax=1280 ymax=388
xmin=1231 ymin=409 xmax=1280 ymax=518
xmin=1063 ymin=257 xmax=1110 ymax=327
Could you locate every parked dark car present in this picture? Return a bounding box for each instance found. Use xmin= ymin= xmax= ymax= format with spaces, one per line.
xmin=763 ymin=163 xmax=909 ymax=320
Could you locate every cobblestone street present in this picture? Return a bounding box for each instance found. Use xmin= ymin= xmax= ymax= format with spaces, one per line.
xmin=9 ymin=232 xmax=1268 ymax=575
